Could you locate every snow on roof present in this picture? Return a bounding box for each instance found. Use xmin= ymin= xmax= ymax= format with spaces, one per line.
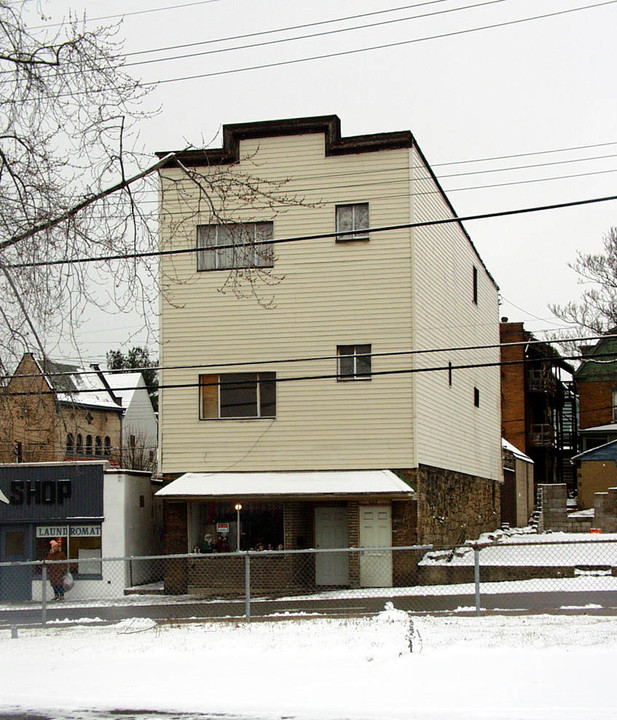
xmin=156 ymin=470 xmax=414 ymax=499
xmin=579 ymin=423 xmax=617 ymax=433
xmin=37 ymin=358 xmax=122 ymax=412
xmin=103 ymin=372 xmax=143 ymax=407
xmin=572 ymin=438 xmax=617 ymax=462
xmin=502 ymin=438 xmax=533 ymax=464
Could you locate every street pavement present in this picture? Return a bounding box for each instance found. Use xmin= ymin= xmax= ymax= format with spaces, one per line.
xmin=2 ymin=587 xmax=617 ymax=628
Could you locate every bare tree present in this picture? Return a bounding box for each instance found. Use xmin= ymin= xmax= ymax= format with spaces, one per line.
xmin=0 ymin=2 xmax=306 ymax=373
xmin=551 ymin=227 xmax=617 ymax=334
xmin=0 ymin=1 xmax=159 ymax=365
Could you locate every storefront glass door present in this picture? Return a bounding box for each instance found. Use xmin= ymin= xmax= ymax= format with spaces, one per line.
xmin=0 ymin=525 xmax=31 ymax=601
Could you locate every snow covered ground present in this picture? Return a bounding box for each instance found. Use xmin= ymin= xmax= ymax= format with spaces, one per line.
xmin=1 ymin=606 xmax=617 ymax=720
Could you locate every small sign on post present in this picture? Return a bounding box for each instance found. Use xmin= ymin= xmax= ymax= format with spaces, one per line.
xmin=216 ymin=522 xmax=229 ymax=534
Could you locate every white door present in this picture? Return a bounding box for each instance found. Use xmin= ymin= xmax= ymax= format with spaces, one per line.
xmin=359 ymin=505 xmax=392 ymax=587
xmin=315 ymin=506 xmax=349 ymax=586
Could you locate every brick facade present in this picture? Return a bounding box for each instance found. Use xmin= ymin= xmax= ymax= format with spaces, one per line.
xmin=500 ymin=322 xmax=527 ymax=451
xmin=578 ymin=379 xmax=615 ymax=429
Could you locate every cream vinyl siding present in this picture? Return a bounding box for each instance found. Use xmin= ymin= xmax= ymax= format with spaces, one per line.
xmin=409 ymin=146 xmax=502 ymax=482
xmin=159 ymin=134 xmax=415 ymax=473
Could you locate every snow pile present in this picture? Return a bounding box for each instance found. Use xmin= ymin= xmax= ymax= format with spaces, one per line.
xmin=1 ymin=609 xmax=617 ymax=719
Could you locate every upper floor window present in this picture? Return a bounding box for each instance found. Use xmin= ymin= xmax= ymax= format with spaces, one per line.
xmin=337 ymin=345 xmax=372 ymax=380
xmin=95 ymin=436 xmax=102 ymax=456
xmin=473 ymin=266 xmax=478 ymax=305
xmin=197 ymin=222 xmax=274 ymax=271
xmin=66 ymin=433 xmax=74 ymax=456
xmin=474 ymin=387 xmax=480 ymax=407
xmin=336 ymin=203 xmax=369 ymax=241
xmin=76 ymin=434 xmax=83 ymax=455
xmin=85 ymin=435 xmax=93 ymax=455
xmin=612 ymin=390 xmax=617 ymax=422
xmin=200 ymin=372 xmax=276 ymax=419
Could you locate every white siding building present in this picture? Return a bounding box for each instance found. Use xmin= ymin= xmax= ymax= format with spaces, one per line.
xmin=155 ymin=116 xmax=502 ymax=587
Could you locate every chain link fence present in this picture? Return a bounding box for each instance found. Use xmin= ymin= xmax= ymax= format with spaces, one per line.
xmin=2 ymin=535 xmax=617 ymax=626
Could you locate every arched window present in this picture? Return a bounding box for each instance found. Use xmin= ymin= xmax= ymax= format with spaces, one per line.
xmin=95 ymin=436 xmax=102 ymax=456
xmin=85 ymin=435 xmax=93 ymax=455
xmin=104 ymin=436 xmax=111 ymax=456
xmin=66 ymin=433 xmax=74 ymax=456
xmin=76 ymin=434 xmax=83 ymax=455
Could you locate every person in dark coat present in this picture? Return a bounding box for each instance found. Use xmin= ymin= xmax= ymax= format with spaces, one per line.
xmin=46 ymin=539 xmax=68 ymax=601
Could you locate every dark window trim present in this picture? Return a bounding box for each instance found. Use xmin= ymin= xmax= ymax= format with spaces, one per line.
xmin=337 ymin=344 xmax=372 ymax=381
xmin=335 ymin=203 xmax=370 ymax=242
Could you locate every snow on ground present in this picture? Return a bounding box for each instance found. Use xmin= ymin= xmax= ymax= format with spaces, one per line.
xmin=421 ymin=531 xmax=617 ymax=567
xmin=1 ymin=607 xmax=617 ymax=720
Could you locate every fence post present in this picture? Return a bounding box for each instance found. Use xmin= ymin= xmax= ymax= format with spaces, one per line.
xmin=474 ymin=545 xmax=481 ymax=616
xmin=41 ymin=562 xmax=47 ymax=627
xmin=245 ymin=552 xmax=251 ymax=621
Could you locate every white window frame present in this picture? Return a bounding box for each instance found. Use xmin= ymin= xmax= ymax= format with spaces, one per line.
xmin=335 ymin=203 xmax=369 ymax=242
xmin=612 ymin=390 xmax=617 ymax=422
xmin=197 ymin=222 xmax=274 ymax=271
xmin=337 ymin=344 xmax=372 ymax=381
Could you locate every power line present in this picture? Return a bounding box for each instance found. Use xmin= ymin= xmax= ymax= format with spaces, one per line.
xmin=5 ymin=191 xmax=617 ymax=269
xmin=0 ymin=350 xmax=606 ymax=399
xmin=31 ymin=0 xmax=227 ymax=29
xmin=124 ymin=0 xmax=454 ymax=58
xmin=125 ymin=0 xmax=508 ymax=69
xmin=143 ymin=0 xmax=617 ymax=86
xmin=0 ymin=331 xmax=604 ymax=384
xmin=6 ymin=148 xmax=617 ymax=219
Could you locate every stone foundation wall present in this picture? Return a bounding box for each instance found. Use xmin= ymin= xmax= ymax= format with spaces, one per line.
xmin=414 ymin=465 xmax=500 ymax=547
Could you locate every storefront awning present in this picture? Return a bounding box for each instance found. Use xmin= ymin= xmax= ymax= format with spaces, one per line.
xmin=156 ymin=470 xmax=414 ymax=501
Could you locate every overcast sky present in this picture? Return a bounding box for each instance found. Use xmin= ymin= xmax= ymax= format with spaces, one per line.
xmin=37 ymin=0 xmax=617 ymax=361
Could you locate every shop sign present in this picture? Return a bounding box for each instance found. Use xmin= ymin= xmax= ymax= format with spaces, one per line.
xmin=36 ymin=526 xmax=68 ymax=538
xmin=216 ymin=522 xmax=229 ymax=534
xmin=0 ymin=463 xmax=103 ymax=522
xmin=9 ymin=479 xmax=72 ymax=506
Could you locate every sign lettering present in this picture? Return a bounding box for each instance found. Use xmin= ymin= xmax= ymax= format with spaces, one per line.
xmin=36 ymin=526 xmax=68 ymax=538
xmin=10 ymin=479 xmax=72 ymax=506
xmin=70 ymin=525 xmax=101 ymax=537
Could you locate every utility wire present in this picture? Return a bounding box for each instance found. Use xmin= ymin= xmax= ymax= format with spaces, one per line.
xmin=6 ymin=150 xmax=617 ymax=217
xmin=143 ymin=0 xmax=617 ymax=86
xmin=31 ymin=0 xmax=227 ymax=29
xmin=5 ymin=191 xmax=617 ymax=269
xmin=0 ymin=351 xmax=611 ymax=398
xmin=124 ymin=0 xmax=508 ymax=68
xmin=0 ymin=332 xmax=608 ymax=385
xmin=124 ymin=0 xmax=455 ymax=58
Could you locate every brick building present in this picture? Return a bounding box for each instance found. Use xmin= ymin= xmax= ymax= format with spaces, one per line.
xmin=575 ymin=331 xmax=617 ymax=452
xmin=500 ymin=320 xmax=576 ymax=494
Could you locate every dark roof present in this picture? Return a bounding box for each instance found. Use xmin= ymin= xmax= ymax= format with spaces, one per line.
xmin=155 ymin=115 xmax=414 ymax=166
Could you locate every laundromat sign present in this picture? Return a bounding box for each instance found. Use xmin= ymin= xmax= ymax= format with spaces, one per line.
xmin=0 ymin=463 xmax=104 ymax=521
xmin=36 ymin=525 xmax=102 ymax=538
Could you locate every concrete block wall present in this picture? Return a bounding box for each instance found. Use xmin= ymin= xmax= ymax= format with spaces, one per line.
xmin=594 ymin=488 xmax=617 ymax=533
